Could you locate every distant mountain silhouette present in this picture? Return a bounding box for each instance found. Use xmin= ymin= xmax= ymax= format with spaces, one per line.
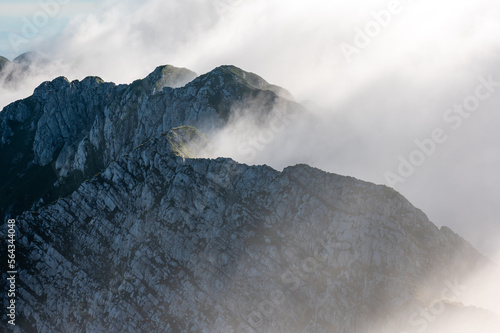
xmin=0 ymin=51 xmax=50 ymax=85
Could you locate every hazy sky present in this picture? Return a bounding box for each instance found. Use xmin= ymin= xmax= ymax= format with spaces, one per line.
xmin=0 ymin=0 xmax=499 ymax=257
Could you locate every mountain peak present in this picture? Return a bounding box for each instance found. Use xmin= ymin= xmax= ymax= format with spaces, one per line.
xmin=203 ymin=65 xmax=295 ymax=100
xmin=0 ymin=51 xmax=50 ymax=87
xmin=32 ymin=76 xmax=107 ymax=99
xmin=147 ymin=64 xmax=198 ymax=91
xmin=131 ymin=64 xmax=198 ymax=94
xmin=13 ymin=51 xmax=49 ymax=69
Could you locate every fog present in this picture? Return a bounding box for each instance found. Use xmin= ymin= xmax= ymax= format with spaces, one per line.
xmin=1 ymin=0 xmax=500 ymax=329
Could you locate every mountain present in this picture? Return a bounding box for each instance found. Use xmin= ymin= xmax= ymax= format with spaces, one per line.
xmin=1 ymin=65 xmax=498 ymax=332
xmin=0 ymin=52 xmax=50 ymax=86
xmin=12 ymin=52 xmax=48 ymax=66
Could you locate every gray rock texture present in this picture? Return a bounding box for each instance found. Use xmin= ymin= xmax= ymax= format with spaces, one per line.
xmin=0 ymin=65 xmax=302 ymax=222
xmin=0 ymin=65 xmax=497 ymax=332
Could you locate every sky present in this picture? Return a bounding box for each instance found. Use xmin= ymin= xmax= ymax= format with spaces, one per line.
xmin=0 ymin=0 xmax=499 ymax=260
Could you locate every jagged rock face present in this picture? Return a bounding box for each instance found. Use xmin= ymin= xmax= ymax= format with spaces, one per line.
xmin=3 ymin=134 xmax=488 ymax=333
xmin=0 ymin=64 xmax=496 ymax=333
xmin=0 ymin=65 xmax=304 ymax=221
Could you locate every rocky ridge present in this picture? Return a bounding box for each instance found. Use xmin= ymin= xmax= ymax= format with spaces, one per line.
xmin=3 ymin=132 xmax=493 ymax=332
xmin=0 ymin=65 xmax=497 ymax=332
xmin=0 ymin=64 xmax=303 ymax=222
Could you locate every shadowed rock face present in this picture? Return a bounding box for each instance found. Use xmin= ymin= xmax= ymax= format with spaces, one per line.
xmin=0 ymin=65 xmax=497 ymax=333
xmin=0 ymin=64 xmax=305 ymax=222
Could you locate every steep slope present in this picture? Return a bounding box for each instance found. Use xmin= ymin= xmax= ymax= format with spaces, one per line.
xmin=1 ymin=65 xmax=497 ymax=333
xmin=0 ymin=65 xmax=305 ymax=222
xmin=2 ymin=132 xmax=492 ymax=332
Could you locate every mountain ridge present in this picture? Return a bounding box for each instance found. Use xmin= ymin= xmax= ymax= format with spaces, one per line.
xmin=0 ymin=64 xmax=306 ymax=222
xmin=1 ymin=64 xmax=498 ymax=332
xmin=3 ymin=131 xmax=492 ymax=332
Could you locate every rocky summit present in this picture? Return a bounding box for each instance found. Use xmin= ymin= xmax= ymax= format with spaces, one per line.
xmin=0 ymin=65 xmax=498 ymax=332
